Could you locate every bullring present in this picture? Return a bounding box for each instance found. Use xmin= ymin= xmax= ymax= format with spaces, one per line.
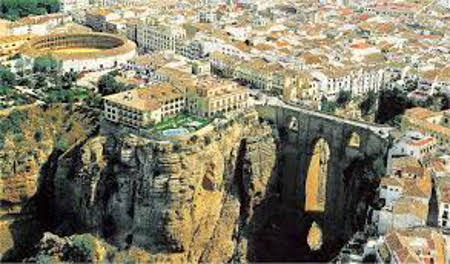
xmin=21 ymin=32 xmax=137 ymax=72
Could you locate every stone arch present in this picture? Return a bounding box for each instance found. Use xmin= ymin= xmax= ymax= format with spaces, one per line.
xmin=305 ymin=138 xmax=330 ymax=212
xmin=347 ymin=131 xmax=361 ymax=148
xmin=306 ymin=221 xmax=323 ymax=251
xmin=285 ymin=115 xmax=299 ymax=132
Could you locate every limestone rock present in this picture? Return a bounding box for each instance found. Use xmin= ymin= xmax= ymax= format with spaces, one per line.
xmin=50 ymin=116 xmax=278 ymax=263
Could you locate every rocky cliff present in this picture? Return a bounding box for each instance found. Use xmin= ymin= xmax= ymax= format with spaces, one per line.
xmin=0 ymin=105 xmax=97 ymax=260
xmin=38 ymin=111 xmax=278 ymax=262
xmin=1 ymin=105 xmax=389 ymax=262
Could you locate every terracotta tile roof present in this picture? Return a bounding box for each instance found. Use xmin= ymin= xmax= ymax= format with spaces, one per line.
xmin=404 ymin=107 xmax=439 ymax=121
xmin=103 ymin=83 xmax=182 ymax=112
xmin=380 ymin=176 xmax=403 ymax=187
xmin=430 ymin=159 xmax=446 ymax=173
xmin=407 ymin=137 xmax=434 ymax=147
xmin=392 ymin=156 xmax=421 ymax=170
xmin=436 ymin=177 xmax=450 ymax=204
xmin=385 ymin=231 xmax=421 ymax=264
xmin=385 ymin=228 xmax=446 ymax=264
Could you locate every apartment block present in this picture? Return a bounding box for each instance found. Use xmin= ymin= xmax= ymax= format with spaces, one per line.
xmin=137 ymin=23 xmax=186 ymax=52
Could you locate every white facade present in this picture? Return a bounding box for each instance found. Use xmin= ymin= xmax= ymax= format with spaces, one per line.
xmin=390 ymin=131 xmax=436 ymax=161
xmin=137 ymin=24 xmax=186 ymax=52
xmin=199 ymin=35 xmax=249 ymax=60
xmin=198 ymin=10 xmax=217 ymax=23
xmin=379 ymin=184 xmax=403 ymax=208
xmin=311 ymin=66 xmax=385 ymax=100
xmin=438 ymin=202 xmax=450 ymax=229
xmin=9 ymin=14 xmax=72 ymax=36
xmin=373 ymin=210 xmax=425 ymax=235
xmin=438 ymin=0 xmax=450 ymax=8
xmin=60 ymin=0 xmax=90 ymax=12
xmin=351 ymin=67 xmax=385 ymax=96
xmin=58 ymin=49 xmax=137 ymax=72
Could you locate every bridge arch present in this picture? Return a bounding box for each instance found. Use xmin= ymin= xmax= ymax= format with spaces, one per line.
xmin=306 ymin=221 xmax=323 ymax=251
xmin=305 ymin=138 xmax=330 ymax=212
xmin=347 ymin=131 xmax=361 ymax=148
xmin=285 ymin=115 xmax=299 ymax=132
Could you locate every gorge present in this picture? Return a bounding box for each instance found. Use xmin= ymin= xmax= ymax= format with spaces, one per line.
xmin=0 ymin=104 xmax=392 ymax=262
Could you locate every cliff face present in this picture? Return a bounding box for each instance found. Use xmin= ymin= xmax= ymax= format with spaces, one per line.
xmin=0 ymin=105 xmax=96 ymax=260
xmin=1 ymin=106 xmax=389 ymax=262
xmin=48 ymin=112 xmax=278 ymax=262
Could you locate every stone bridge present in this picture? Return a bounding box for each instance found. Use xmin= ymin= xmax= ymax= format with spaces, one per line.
xmin=255 ymin=103 xmax=393 ymax=260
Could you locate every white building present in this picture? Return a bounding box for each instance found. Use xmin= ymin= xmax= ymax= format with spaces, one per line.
xmin=436 ymin=177 xmax=450 ymax=229
xmin=311 ymin=64 xmax=384 ymax=100
xmin=197 ymin=10 xmax=217 ymax=23
xmin=198 ymin=34 xmax=249 ymax=60
xmin=8 ymin=13 xmax=72 ymax=36
xmin=137 ymin=23 xmax=186 ymax=52
xmin=438 ymin=0 xmax=450 ymax=8
xmin=176 ymin=40 xmax=206 ymax=60
xmin=372 ymin=172 xmax=431 ymax=234
xmin=373 ymin=197 xmax=428 ymax=234
xmin=379 ymin=177 xmax=403 ymax=208
xmin=390 ymin=131 xmax=436 ymax=161
xmin=60 ymin=0 xmax=90 ymax=12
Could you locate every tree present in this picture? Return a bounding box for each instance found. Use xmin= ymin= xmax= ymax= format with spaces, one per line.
xmin=34 ymin=129 xmax=43 ymax=142
xmin=14 ymin=56 xmax=26 ymax=76
xmin=0 ymin=67 xmax=16 ymax=86
xmin=33 ymin=55 xmax=60 ymax=73
xmin=336 ymin=90 xmax=352 ymax=108
xmin=98 ymin=73 xmax=118 ymax=95
xmin=97 ymin=72 xmax=132 ymax=96
xmin=359 ymin=90 xmax=377 ymax=116
xmin=376 ymin=88 xmax=412 ymax=124
xmin=441 ymin=94 xmax=450 ymax=110
xmin=55 ymin=137 xmax=69 ymax=151
xmin=0 ymin=85 xmax=10 ymax=96
xmin=320 ymin=96 xmax=337 ymax=114
xmin=0 ymin=0 xmax=60 ymax=21
xmin=62 ymin=235 xmax=94 ymax=262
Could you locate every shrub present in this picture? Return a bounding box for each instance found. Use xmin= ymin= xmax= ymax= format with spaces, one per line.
xmin=359 ymin=90 xmax=377 ymax=116
xmin=34 ymin=129 xmax=43 ymax=142
xmin=62 ymin=235 xmax=93 ymax=262
xmin=204 ymin=135 xmax=211 ymax=145
xmin=33 ymin=55 xmax=60 ymax=73
xmin=336 ymin=90 xmax=352 ymax=108
xmin=55 ymin=137 xmax=69 ymax=151
xmin=0 ymin=67 xmax=16 ymax=86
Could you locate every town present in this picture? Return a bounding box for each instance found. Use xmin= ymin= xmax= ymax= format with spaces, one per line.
xmin=1 ymin=0 xmax=450 ymax=263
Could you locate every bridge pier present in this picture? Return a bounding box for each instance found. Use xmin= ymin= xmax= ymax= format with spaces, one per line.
xmin=256 ymin=104 xmax=392 ymax=260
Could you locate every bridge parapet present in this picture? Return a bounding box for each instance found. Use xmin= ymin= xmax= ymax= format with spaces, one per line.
xmin=256 ymin=103 xmax=394 ymax=139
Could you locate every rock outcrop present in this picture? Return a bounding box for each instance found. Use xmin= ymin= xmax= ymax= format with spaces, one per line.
xmin=1 ymin=105 xmax=390 ymax=262
xmin=0 ymin=105 xmax=97 ymax=260
xmin=48 ymin=111 xmax=278 ymax=262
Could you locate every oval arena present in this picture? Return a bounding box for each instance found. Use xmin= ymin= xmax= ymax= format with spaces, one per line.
xmin=21 ymin=33 xmax=137 ymax=72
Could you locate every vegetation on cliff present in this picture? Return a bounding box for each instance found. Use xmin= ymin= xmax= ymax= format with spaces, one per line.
xmin=0 ymin=104 xmax=97 ymax=261
xmin=0 ymin=67 xmax=34 ymax=110
xmin=97 ymin=71 xmax=135 ymax=96
xmin=376 ymin=88 xmax=450 ymax=126
xmin=0 ymin=0 xmax=59 ymax=21
xmin=0 ymin=105 xmax=90 ymax=154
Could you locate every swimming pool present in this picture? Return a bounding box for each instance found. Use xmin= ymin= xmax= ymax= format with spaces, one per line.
xmin=162 ymin=128 xmax=189 ymax=137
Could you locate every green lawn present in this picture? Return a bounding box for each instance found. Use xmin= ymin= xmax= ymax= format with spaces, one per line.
xmin=74 ymin=88 xmax=89 ymax=100
xmin=150 ymin=113 xmax=210 ymax=134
